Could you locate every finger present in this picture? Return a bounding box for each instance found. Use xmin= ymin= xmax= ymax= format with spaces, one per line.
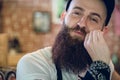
xmin=87 ymin=31 xmax=93 ymax=44
xmin=98 ymin=31 xmax=105 ymax=42
xmin=84 ymin=33 xmax=89 ymax=46
xmin=84 ymin=33 xmax=94 ymax=60
xmin=93 ymin=30 xmax=99 ymax=43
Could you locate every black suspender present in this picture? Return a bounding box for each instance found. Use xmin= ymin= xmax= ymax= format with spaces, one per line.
xmin=55 ymin=64 xmax=83 ymax=80
xmin=55 ymin=63 xmax=62 ymax=80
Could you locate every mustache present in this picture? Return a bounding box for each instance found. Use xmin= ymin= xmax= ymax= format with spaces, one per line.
xmin=67 ymin=25 xmax=87 ymax=35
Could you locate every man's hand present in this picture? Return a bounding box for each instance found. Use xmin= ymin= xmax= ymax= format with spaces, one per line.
xmin=84 ymin=30 xmax=111 ymax=64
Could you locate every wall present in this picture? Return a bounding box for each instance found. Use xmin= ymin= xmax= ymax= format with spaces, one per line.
xmin=2 ymin=0 xmax=61 ymax=53
xmin=0 ymin=0 xmax=3 ymax=33
xmin=1 ymin=0 xmax=120 ymax=74
xmin=1 ymin=0 xmax=120 ymax=56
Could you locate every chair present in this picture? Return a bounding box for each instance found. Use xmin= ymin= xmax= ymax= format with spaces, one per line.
xmin=0 ymin=70 xmax=5 ymax=80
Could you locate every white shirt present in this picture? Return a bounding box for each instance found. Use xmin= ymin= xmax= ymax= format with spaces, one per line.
xmin=17 ymin=47 xmax=79 ymax=80
xmin=16 ymin=47 xmax=114 ymax=80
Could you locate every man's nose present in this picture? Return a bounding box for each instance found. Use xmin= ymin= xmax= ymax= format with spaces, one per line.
xmin=77 ymin=17 xmax=87 ymax=28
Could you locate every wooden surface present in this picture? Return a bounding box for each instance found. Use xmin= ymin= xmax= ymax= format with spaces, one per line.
xmin=0 ymin=33 xmax=8 ymax=67
xmin=7 ymin=54 xmax=25 ymax=67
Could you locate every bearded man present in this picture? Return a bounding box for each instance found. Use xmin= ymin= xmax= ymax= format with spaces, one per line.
xmin=17 ymin=0 xmax=120 ymax=80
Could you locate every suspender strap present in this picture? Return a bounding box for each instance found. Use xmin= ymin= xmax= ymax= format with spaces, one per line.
xmin=55 ymin=63 xmax=62 ymax=80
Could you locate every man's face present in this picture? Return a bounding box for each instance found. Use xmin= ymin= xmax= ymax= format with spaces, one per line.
xmin=63 ymin=0 xmax=107 ymax=41
xmin=52 ymin=24 xmax=92 ymax=73
xmin=52 ymin=0 xmax=107 ymax=73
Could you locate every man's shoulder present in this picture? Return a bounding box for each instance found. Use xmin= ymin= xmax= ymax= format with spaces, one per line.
xmin=30 ymin=46 xmax=52 ymax=59
xmin=17 ymin=46 xmax=53 ymax=66
xmin=16 ymin=47 xmax=57 ymax=80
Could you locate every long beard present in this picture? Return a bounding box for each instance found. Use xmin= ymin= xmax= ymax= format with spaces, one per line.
xmin=52 ymin=24 xmax=92 ymax=74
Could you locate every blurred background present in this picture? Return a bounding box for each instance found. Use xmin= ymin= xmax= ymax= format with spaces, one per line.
xmin=0 ymin=0 xmax=120 ymax=79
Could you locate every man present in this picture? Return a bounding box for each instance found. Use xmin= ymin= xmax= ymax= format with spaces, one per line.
xmin=114 ymin=0 xmax=120 ymax=35
xmin=16 ymin=0 xmax=120 ymax=80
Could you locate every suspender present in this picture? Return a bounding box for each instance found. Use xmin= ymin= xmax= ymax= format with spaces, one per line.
xmin=55 ymin=64 xmax=83 ymax=80
xmin=55 ymin=63 xmax=62 ymax=80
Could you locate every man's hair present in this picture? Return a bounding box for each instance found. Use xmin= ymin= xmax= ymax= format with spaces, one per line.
xmin=65 ymin=0 xmax=115 ymax=26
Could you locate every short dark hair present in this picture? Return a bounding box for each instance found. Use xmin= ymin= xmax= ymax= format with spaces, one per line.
xmin=66 ymin=0 xmax=115 ymax=26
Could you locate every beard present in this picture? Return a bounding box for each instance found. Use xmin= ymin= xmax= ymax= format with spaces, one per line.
xmin=52 ymin=23 xmax=92 ymax=74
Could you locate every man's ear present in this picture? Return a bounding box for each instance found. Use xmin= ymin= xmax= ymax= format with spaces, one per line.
xmin=60 ymin=11 xmax=66 ymax=23
xmin=102 ymin=26 xmax=109 ymax=35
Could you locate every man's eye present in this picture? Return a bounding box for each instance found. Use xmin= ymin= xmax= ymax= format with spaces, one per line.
xmin=72 ymin=12 xmax=81 ymax=16
xmin=91 ymin=18 xmax=98 ymax=23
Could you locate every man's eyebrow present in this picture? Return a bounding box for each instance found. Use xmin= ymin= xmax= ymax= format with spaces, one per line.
xmin=73 ymin=6 xmax=102 ymax=20
xmin=90 ymin=13 xmax=102 ymax=20
xmin=73 ymin=6 xmax=84 ymax=11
